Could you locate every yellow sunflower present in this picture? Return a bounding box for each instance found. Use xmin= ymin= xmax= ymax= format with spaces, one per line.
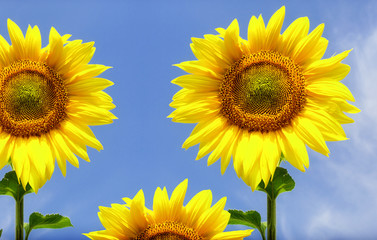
xmin=169 ymin=6 xmax=359 ymax=190
xmin=84 ymin=179 xmax=253 ymax=240
xmin=0 ymin=19 xmax=116 ymax=192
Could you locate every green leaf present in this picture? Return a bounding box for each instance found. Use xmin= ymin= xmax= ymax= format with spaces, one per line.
xmin=0 ymin=228 xmax=2 ymax=238
xmin=228 ymin=209 xmax=266 ymax=240
xmin=28 ymin=212 xmax=73 ymax=230
xmin=0 ymin=171 xmax=33 ymax=200
xmin=256 ymin=167 xmax=295 ymax=200
xmin=24 ymin=212 xmax=73 ymax=240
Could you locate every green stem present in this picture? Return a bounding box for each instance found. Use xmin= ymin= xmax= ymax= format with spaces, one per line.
xmin=261 ymin=227 xmax=267 ymax=240
xmin=15 ymin=195 xmax=24 ymax=240
xmin=25 ymin=229 xmax=30 ymax=240
xmin=267 ymin=195 xmax=276 ymax=240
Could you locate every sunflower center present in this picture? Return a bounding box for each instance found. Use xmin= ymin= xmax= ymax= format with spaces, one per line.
xmin=136 ymin=221 xmax=202 ymax=240
xmin=220 ymin=51 xmax=306 ymax=132
xmin=0 ymin=60 xmax=68 ymax=137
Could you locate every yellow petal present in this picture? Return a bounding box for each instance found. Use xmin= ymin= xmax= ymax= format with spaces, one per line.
xmin=61 ymin=121 xmax=103 ymax=151
xmin=7 ymin=19 xmax=25 ymax=60
xmin=12 ymin=138 xmax=31 ymax=189
xmin=0 ymin=35 xmax=11 ymax=66
xmin=260 ymin=132 xmax=280 ymax=184
xmin=337 ymin=99 xmax=360 ymax=114
xmin=26 ymin=137 xmax=47 ymax=180
xmin=52 ymin=130 xmax=79 ymax=168
xmin=153 ymin=187 xmax=170 ymax=222
xmin=46 ymin=130 xmax=67 ymax=177
xmin=279 ymin=127 xmax=309 ymax=171
xmin=59 ymin=41 xmax=95 ymax=77
xmin=220 ymin=125 xmax=241 ymax=174
xmin=182 ymin=117 xmax=226 ymax=149
xmin=169 ymin=99 xmax=220 ymax=124
xmin=279 ymin=17 xmax=309 ymax=56
xmin=46 ymin=27 xmax=64 ymax=68
xmin=0 ymin=133 xmax=12 ymax=169
xmin=69 ymin=64 xmax=111 ymax=82
xmin=196 ymin=128 xmax=226 ymax=160
xmin=224 ymin=19 xmax=242 ymax=61
xmin=98 ymin=206 xmax=125 ymax=236
xmin=293 ymin=116 xmax=330 ymax=156
xmin=185 ymin=190 xmax=212 ymax=227
xmin=129 ymin=190 xmax=148 ymax=233
xmin=265 ymin=6 xmax=285 ymax=50
xmin=242 ymin=158 xmax=262 ymax=190
xmin=25 ymin=25 xmax=41 ymax=61
xmin=207 ymin=125 xmax=238 ymax=167
xmin=248 ymin=15 xmax=266 ymax=52
xmin=306 ymin=80 xmax=355 ymax=102
xmin=61 ymin=133 xmax=90 ymax=162
xmin=195 ymin=197 xmax=227 ymax=237
xmin=174 ymin=61 xmax=223 ymax=79
xmin=303 ymin=107 xmax=347 ymax=141
xmin=84 ymin=230 xmax=120 ymax=240
xmin=171 ymin=74 xmax=220 ymax=91
xmin=38 ymin=135 xmax=55 ymax=180
xmin=236 ymin=130 xmax=263 ymax=178
xmin=303 ymin=37 xmax=328 ymax=66
xmin=212 ymin=229 xmax=254 ymax=240
xmin=190 ymin=37 xmax=231 ymax=71
xmin=304 ymin=49 xmax=352 ymax=76
xmin=168 ymin=179 xmax=187 ymax=221
xmin=291 ymin=23 xmax=324 ymax=64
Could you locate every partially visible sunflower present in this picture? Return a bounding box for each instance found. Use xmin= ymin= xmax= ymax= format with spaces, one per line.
xmin=84 ymin=179 xmax=253 ymax=240
xmin=0 ymin=19 xmax=116 ymax=192
xmin=169 ymin=6 xmax=359 ymax=190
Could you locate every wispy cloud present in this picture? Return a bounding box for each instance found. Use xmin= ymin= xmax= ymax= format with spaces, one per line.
xmin=303 ymin=19 xmax=377 ymax=240
xmin=0 ymin=198 xmax=14 ymax=240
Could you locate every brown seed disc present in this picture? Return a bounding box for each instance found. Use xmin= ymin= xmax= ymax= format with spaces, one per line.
xmin=219 ymin=51 xmax=306 ymax=132
xmin=136 ymin=221 xmax=202 ymax=240
xmin=0 ymin=60 xmax=68 ymax=137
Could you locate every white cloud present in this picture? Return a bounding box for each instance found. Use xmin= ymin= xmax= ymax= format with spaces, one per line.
xmin=0 ymin=198 xmax=13 ymax=240
xmin=229 ymin=25 xmax=377 ymax=238
xmin=302 ymin=23 xmax=377 ymax=240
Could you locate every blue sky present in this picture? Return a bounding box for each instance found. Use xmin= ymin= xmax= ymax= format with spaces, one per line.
xmin=0 ymin=0 xmax=376 ymax=239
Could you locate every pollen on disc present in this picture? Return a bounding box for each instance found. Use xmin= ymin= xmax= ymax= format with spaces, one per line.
xmin=136 ymin=222 xmax=203 ymax=240
xmin=220 ymin=51 xmax=306 ymax=132
xmin=0 ymin=60 xmax=68 ymax=137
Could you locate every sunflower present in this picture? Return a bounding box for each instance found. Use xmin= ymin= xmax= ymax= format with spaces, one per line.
xmin=0 ymin=19 xmax=116 ymax=192
xmin=169 ymin=6 xmax=359 ymax=190
xmin=84 ymin=179 xmax=253 ymax=240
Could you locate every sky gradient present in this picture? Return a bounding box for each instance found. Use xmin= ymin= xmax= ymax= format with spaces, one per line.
xmin=0 ymin=0 xmax=376 ymax=239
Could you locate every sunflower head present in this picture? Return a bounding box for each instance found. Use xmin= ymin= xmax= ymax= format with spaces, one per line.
xmin=0 ymin=19 xmax=116 ymax=192
xmin=169 ymin=6 xmax=359 ymax=190
xmin=84 ymin=179 xmax=253 ymax=239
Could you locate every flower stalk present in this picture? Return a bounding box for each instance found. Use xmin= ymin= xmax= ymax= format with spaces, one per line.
xmin=15 ymin=194 xmax=24 ymax=240
xmin=267 ymin=194 xmax=276 ymax=240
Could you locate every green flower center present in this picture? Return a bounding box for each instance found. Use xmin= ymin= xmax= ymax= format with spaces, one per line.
xmin=0 ymin=60 xmax=68 ymax=137
xmin=5 ymin=72 xmax=52 ymax=121
xmin=237 ymin=63 xmax=290 ymax=115
xmin=136 ymin=221 xmax=202 ymax=240
xmin=220 ymin=51 xmax=306 ymax=132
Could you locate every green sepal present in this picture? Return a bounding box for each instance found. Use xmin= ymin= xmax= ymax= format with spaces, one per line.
xmin=0 ymin=171 xmax=33 ymax=200
xmin=256 ymin=167 xmax=295 ymax=200
xmin=278 ymin=153 xmax=286 ymax=165
xmin=262 ymin=221 xmax=267 ymax=231
xmin=228 ymin=209 xmax=266 ymax=240
xmin=24 ymin=212 xmax=73 ymax=240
